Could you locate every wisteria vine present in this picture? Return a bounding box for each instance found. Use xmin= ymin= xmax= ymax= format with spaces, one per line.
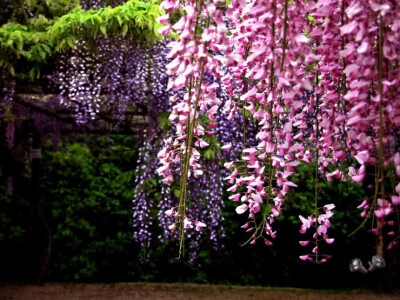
xmin=2 ymin=0 xmax=400 ymax=266
xmin=157 ymin=0 xmax=400 ymax=263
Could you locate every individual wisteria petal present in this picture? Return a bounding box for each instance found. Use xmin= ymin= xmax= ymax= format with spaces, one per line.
xmin=264 ymin=239 xmax=273 ymax=246
xmin=357 ymin=200 xmax=368 ymax=209
xmin=391 ymin=195 xmax=400 ymax=206
xmin=156 ymin=13 xmax=171 ymax=24
xmin=222 ymin=143 xmax=233 ymax=151
xmin=352 ymin=174 xmax=365 ymax=183
xmin=395 ymin=183 xmax=400 ymax=195
xmin=388 ymin=241 xmax=399 ymax=250
xmin=229 ymin=193 xmax=241 ymax=202
xmin=224 ymin=161 xmax=235 ymax=169
xmin=236 ymin=204 xmax=248 ymax=215
xmin=323 ymin=204 xmax=335 ymax=211
xmin=299 ymin=215 xmax=311 ymax=229
xmin=241 ymin=223 xmax=249 ymax=229
xmin=299 ymin=240 xmax=310 ymax=246
xmin=325 ymin=238 xmax=335 ymax=244
xmin=369 ymin=228 xmax=380 ymax=235
xmin=354 ymin=150 xmax=370 ymax=165
xmin=165 ymin=208 xmax=175 ymax=217
xmin=195 ymin=221 xmax=207 ymax=231
xmin=300 ymin=255 xmax=309 ymax=261
xmin=158 ymin=25 xmax=172 ymax=36
xmin=184 ymin=218 xmax=193 ymax=229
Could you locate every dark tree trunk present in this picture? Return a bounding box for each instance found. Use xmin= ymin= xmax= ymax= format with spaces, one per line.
xmin=29 ymin=131 xmax=51 ymax=285
xmin=362 ymin=165 xmax=397 ymax=291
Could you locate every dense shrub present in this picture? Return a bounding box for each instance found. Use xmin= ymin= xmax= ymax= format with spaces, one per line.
xmin=0 ymin=135 xmax=398 ymax=288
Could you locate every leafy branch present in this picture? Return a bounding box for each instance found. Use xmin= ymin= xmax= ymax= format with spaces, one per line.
xmin=0 ymin=0 xmax=165 ymax=78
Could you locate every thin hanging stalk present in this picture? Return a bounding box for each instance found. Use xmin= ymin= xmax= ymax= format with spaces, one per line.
xmin=314 ymin=89 xmax=320 ymax=262
xmin=242 ymin=42 xmax=252 ymax=176
xmin=376 ymin=13 xmax=385 ymax=257
xmin=348 ymin=13 xmax=385 ymax=239
xmin=313 ymin=32 xmax=321 ymax=261
xmin=241 ymin=7 xmax=278 ymax=246
xmin=265 ymin=19 xmax=277 ymax=223
xmin=340 ymin=0 xmax=348 ymax=151
xmin=178 ymin=60 xmax=207 ymax=258
xmin=280 ymin=0 xmax=288 ymax=71
xmin=177 ymin=8 xmax=210 ymax=258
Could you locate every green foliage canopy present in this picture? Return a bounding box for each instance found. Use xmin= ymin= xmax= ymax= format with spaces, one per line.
xmin=0 ymin=0 xmax=165 ymax=78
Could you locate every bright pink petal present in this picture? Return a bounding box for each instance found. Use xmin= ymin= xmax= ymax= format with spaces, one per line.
xmin=222 ymin=143 xmax=232 ymax=151
xmin=395 ymin=183 xmax=400 ymax=194
xmin=299 ymin=240 xmax=310 ymax=246
xmin=352 ymin=174 xmax=365 ymax=183
xmin=299 ymin=215 xmax=310 ymax=228
xmin=236 ymin=204 xmax=248 ymax=214
xmin=388 ymin=241 xmax=399 ymax=250
xmin=156 ymin=13 xmax=171 ymax=24
xmin=325 ymin=238 xmax=334 ymax=244
xmin=357 ymin=199 xmax=368 ymax=209
xmin=391 ymin=195 xmax=400 ymax=205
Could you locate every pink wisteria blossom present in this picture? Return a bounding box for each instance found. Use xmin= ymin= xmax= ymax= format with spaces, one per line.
xmin=195 ymin=221 xmax=207 ymax=231
xmin=158 ymin=0 xmax=400 ymax=261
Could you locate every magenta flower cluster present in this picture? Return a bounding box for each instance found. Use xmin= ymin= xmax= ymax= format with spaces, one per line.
xmin=157 ymin=0 xmax=400 ymax=262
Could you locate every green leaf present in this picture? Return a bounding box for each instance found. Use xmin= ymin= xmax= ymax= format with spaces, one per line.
xmin=197 ymin=114 xmax=212 ymax=123
xmin=5 ymin=39 xmax=14 ymax=48
xmin=66 ymin=37 xmax=75 ymax=48
xmin=122 ymin=24 xmax=128 ymax=37
xmin=29 ymin=68 xmax=36 ymax=79
xmin=100 ymin=25 xmax=107 ymax=36
xmin=39 ymin=49 xmax=46 ymax=60
xmin=9 ymin=66 xmax=15 ymax=76
xmin=42 ymin=44 xmax=51 ymax=53
xmin=116 ymin=15 xmax=123 ymax=26
xmin=203 ymin=148 xmax=216 ymax=160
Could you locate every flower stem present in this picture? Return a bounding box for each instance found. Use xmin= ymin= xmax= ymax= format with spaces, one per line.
xmin=280 ymin=0 xmax=288 ymax=72
xmin=376 ymin=13 xmax=384 ymax=257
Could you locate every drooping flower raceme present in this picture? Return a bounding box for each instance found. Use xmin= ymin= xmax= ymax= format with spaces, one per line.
xmin=157 ymin=0 xmax=229 ymax=257
xmin=157 ymin=0 xmax=400 ymax=261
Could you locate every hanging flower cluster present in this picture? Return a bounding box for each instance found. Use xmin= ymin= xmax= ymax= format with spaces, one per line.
xmin=336 ymin=0 xmax=400 ymax=255
xmin=156 ymin=0 xmax=229 ymax=257
xmin=56 ymin=39 xmax=102 ymax=124
xmin=157 ymin=0 xmax=400 ymax=262
xmin=220 ymin=0 xmax=312 ymax=248
xmin=0 ymin=0 xmax=231 ymax=264
xmin=299 ymin=204 xmax=335 ymax=263
xmin=128 ymin=41 xmax=229 ymax=262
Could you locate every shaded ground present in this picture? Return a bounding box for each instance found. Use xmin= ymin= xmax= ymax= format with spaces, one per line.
xmin=0 ymin=282 xmax=399 ymax=300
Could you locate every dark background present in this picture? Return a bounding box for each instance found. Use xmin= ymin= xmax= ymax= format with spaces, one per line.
xmin=0 ymin=134 xmax=398 ymax=290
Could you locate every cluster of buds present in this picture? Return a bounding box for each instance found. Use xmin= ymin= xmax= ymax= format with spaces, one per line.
xmin=298 ymin=204 xmax=335 ymax=263
xmin=165 ymin=207 xmax=207 ymax=232
xmin=357 ymin=182 xmax=400 ymax=250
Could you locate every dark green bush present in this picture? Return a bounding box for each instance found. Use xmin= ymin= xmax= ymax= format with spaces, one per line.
xmin=1 ymin=135 xmax=398 ymax=288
